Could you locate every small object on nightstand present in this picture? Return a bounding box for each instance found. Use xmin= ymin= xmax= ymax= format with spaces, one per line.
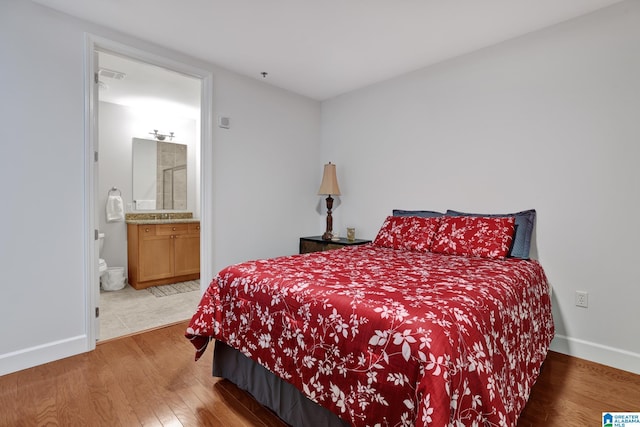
xmin=299 ymin=236 xmax=371 ymax=254
xmin=346 ymin=227 xmax=355 ymax=241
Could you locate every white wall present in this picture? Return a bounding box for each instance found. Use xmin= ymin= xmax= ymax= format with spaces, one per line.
xmin=208 ymin=67 xmax=323 ymax=273
xmin=321 ymin=2 xmax=640 ymax=373
xmin=98 ymin=102 xmax=198 ymax=271
xmin=0 ymin=0 xmax=320 ymax=375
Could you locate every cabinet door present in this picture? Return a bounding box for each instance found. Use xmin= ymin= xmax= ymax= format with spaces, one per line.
xmin=139 ymin=234 xmax=174 ymax=282
xmin=174 ymin=233 xmax=200 ymax=276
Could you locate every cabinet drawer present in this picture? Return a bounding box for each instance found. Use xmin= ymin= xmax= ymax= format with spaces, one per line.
xmin=157 ymin=223 xmax=189 ymax=235
xmin=188 ymin=223 xmax=201 ymax=234
xmin=139 ymin=225 xmax=156 ymax=237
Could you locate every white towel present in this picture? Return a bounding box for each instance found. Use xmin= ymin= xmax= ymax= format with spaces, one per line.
xmin=135 ymin=199 xmax=156 ymax=210
xmin=106 ymin=194 xmax=125 ymax=222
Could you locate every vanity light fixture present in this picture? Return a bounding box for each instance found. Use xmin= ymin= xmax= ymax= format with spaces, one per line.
xmin=149 ymin=130 xmax=175 ymax=141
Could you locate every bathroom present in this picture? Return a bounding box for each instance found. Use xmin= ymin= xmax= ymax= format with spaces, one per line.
xmin=97 ymin=51 xmax=202 ymax=340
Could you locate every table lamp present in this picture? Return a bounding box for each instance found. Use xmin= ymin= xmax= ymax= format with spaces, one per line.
xmin=317 ymin=162 xmax=341 ymax=240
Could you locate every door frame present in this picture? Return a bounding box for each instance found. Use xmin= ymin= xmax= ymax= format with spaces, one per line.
xmin=83 ymin=33 xmax=214 ymax=347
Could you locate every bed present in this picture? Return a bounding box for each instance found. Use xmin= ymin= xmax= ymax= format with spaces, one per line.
xmin=186 ymin=210 xmax=554 ymax=426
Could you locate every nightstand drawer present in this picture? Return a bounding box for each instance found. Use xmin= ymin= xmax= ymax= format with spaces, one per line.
xmin=325 ymin=243 xmax=346 ymax=251
xmin=299 ymin=236 xmax=371 ymax=254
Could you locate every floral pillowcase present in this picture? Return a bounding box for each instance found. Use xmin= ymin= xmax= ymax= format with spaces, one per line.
xmin=374 ymin=215 xmax=516 ymax=259
xmin=430 ymin=216 xmax=515 ymax=259
xmin=373 ymin=215 xmax=441 ymax=252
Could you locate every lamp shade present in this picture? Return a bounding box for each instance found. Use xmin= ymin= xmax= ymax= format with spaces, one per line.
xmin=317 ymin=162 xmax=341 ymax=196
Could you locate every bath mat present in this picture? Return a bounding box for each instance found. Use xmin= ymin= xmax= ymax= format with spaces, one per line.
xmin=147 ymin=280 xmax=200 ymax=297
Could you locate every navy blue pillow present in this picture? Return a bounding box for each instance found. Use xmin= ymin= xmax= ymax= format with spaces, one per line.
xmin=393 ymin=209 xmax=444 ymax=218
xmin=445 ymin=209 xmax=536 ymax=259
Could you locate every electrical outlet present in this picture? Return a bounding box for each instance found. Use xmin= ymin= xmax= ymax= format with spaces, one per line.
xmin=575 ymin=291 xmax=589 ymax=308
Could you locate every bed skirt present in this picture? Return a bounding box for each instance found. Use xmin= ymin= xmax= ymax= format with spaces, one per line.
xmin=213 ymin=341 xmax=350 ymax=427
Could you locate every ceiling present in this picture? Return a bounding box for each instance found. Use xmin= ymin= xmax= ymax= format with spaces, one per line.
xmin=35 ymin=0 xmax=622 ymax=102
xmin=98 ymin=51 xmax=201 ymax=119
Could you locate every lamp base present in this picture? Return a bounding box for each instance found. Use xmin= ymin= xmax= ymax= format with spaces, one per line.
xmin=322 ymin=194 xmax=334 ymax=241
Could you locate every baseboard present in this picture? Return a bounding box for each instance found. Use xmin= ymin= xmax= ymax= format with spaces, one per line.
xmin=550 ymin=334 xmax=640 ymax=375
xmin=0 ymin=335 xmax=88 ymax=376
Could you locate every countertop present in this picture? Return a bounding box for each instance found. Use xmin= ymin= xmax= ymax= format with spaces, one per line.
xmin=125 ymin=218 xmax=200 ymax=225
xmin=124 ymin=212 xmax=198 ymax=225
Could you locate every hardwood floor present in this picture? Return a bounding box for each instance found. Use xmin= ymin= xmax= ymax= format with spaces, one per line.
xmin=1 ymin=322 xmax=638 ymax=426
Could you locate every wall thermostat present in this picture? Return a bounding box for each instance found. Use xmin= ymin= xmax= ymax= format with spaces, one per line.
xmin=218 ymin=116 xmax=230 ymax=129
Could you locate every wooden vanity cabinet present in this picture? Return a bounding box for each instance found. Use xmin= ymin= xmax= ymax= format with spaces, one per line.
xmin=127 ymin=222 xmax=200 ymax=290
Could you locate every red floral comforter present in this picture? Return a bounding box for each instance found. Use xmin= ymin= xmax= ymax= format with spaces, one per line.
xmin=186 ymin=244 xmax=554 ymax=427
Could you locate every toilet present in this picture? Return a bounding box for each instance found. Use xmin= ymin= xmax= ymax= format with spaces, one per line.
xmin=98 ymin=233 xmax=108 ymax=280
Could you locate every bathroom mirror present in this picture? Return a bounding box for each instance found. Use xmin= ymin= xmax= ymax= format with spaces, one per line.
xmin=132 ymin=138 xmax=187 ymax=210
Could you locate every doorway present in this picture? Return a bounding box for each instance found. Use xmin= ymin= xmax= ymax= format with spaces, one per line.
xmin=85 ymin=36 xmax=213 ymax=346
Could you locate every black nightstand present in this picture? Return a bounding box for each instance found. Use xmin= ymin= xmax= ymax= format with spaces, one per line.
xmin=299 ymin=236 xmax=371 ymax=254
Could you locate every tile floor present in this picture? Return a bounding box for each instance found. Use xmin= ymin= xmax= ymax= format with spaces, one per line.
xmin=98 ymin=280 xmax=203 ymax=341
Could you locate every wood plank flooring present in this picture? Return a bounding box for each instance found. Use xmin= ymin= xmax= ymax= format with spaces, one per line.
xmin=1 ymin=321 xmax=638 ymax=426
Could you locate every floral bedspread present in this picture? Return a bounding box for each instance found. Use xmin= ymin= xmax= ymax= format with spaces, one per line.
xmin=186 ymin=244 xmax=554 ymax=427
